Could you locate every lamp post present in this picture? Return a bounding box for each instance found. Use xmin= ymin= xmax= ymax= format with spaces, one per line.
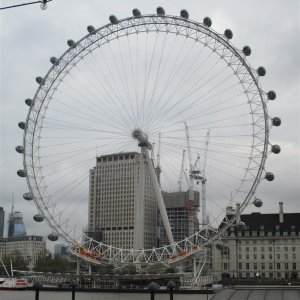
xmin=167 ymin=281 xmax=176 ymax=300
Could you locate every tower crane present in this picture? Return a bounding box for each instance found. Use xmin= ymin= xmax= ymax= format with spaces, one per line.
xmin=155 ymin=133 xmax=162 ymax=186
xmin=199 ymin=130 xmax=210 ymax=227
xmin=178 ymin=150 xmax=187 ymax=192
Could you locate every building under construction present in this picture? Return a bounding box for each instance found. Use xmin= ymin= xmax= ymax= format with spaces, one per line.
xmin=159 ymin=191 xmax=200 ymax=246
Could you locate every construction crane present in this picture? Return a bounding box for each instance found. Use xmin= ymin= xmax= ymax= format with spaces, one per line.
xmin=178 ymin=150 xmax=186 ymax=192
xmin=199 ymin=130 xmax=210 ymax=227
xmin=184 ymin=123 xmax=203 ymax=236
xmin=155 ymin=133 xmax=162 ymax=186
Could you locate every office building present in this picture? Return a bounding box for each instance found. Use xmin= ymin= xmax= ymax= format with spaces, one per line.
xmin=0 ymin=207 xmax=4 ymax=238
xmin=212 ymin=202 xmax=300 ymax=280
xmin=7 ymin=211 xmax=27 ymax=238
xmin=88 ymin=152 xmax=157 ymax=249
xmin=54 ymin=244 xmax=69 ymax=260
xmin=0 ymin=235 xmax=46 ymax=268
xmin=159 ymin=190 xmax=200 ymax=246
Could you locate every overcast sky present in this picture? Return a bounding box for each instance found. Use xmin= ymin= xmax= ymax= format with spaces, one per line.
xmin=0 ymin=0 xmax=299 ymax=247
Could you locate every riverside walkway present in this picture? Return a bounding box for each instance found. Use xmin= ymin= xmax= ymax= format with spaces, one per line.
xmin=211 ymin=286 xmax=300 ymax=300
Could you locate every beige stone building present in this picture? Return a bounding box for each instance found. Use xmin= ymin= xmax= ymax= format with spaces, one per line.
xmin=88 ymin=152 xmax=157 ymax=249
xmin=0 ymin=235 xmax=46 ymax=268
xmin=212 ymin=203 xmax=300 ymax=280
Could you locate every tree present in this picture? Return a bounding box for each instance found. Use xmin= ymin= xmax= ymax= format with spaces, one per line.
xmin=1 ymin=250 xmax=27 ymax=274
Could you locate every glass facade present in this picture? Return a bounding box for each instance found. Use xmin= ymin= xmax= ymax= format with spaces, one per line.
xmin=7 ymin=211 xmax=27 ymax=237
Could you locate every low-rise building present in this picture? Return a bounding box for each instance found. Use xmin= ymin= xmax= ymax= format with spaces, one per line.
xmin=0 ymin=235 xmax=46 ymax=268
xmin=212 ymin=202 xmax=300 ymax=280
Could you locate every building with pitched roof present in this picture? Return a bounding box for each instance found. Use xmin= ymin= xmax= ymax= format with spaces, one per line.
xmin=212 ymin=202 xmax=300 ymax=280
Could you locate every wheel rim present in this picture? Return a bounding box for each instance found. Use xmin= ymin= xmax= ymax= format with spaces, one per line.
xmin=22 ymin=14 xmax=270 ymax=263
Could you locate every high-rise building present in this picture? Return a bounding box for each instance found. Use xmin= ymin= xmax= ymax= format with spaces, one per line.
xmin=0 ymin=207 xmax=4 ymax=238
xmin=159 ymin=191 xmax=200 ymax=246
xmin=88 ymin=152 xmax=157 ymax=249
xmin=54 ymin=244 xmax=69 ymax=260
xmin=8 ymin=211 xmax=27 ymax=238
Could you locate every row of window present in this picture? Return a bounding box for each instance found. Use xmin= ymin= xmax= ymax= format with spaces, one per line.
xmin=236 ymin=253 xmax=297 ymax=260
xmin=239 ymin=246 xmax=297 ymax=252
xmin=224 ymin=262 xmax=297 ymax=271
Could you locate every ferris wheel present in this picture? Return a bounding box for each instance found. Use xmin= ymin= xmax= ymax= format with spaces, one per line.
xmin=17 ymin=7 xmax=281 ymax=267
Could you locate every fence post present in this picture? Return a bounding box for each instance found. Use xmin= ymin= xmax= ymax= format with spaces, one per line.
xmin=167 ymin=281 xmax=176 ymax=300
xmin=33 ymin=281 xmax=43 ymax=300
xmin=148 ymin=281 xmax=159 ymax=300
xmin=70 ymin=280 xmax=79 ymax=300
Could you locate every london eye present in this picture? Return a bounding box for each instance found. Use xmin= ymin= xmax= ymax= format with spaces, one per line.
xmin=16 ymin=7 xmax=280 ymax=278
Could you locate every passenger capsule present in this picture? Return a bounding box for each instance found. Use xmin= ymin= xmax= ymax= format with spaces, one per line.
xmin=25 ymin=98 xmax=34 ymax=107
xmin=272 ymin=117 xmax=281 ymax=127
xmin=15 ymin=146 xmax=24 ymax=154
xmin=271 ymin=144 xmax=281 ymax=154
xmin=267 ymin=90 xmax=276 ymax=100
xmin=215 ymin=242 xmax=224 ymax=251
xmin=33 ymin=214 xmax=44 ymax=222
xmin=109 ymin=15 xmax=118 ymax=24
xmin=180 ymin=9 xmax=189 ymax=19
xmin=87 ymin=25 xmax=96 ymax=34
xmin=17 ymin=169 xmax=27 ymax=177
xmin=132 ymin=8 xmax=141 ymax=17
xmin=224 ymin=29 xmax=233 ymax=39
xmin=257 ymin=66 xmax=266 ymax=76
xmin=67 ymin=39 xmax=76 ymax=47
xmin=23 ymin=192 xmax=33 ymax=201
xmin=36 ymin=76 xmax=44 ymax=85
xmin=236 ymin=220 xmax=246 ymax=229
xmin=156 ymin=7 xmax=165 ymax=15
xmin=50 ymin=56 xmax=58 ymax=65
xmin=254 ymin=198 xmax=263 ymax=208
xmin=265 ymin=172 xmax=275 ymax=181
xmin=48 ymin=233 xmax=59 ymax=241
xmin=203 ymin=17 xmax=212 ymax=27
xmin=18 ymin=122 xmax=26 ymax=130
xmin=242 ymin=46 xmax=251 ymax=56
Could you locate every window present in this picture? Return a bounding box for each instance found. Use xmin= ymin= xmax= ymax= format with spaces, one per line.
xmin=292 ymin=263 xmax=296 ymax=270
xmin=277 ymin=263 xmax=281 ymax=270
xmin=269 ymin=254 xmax=272 ymax=259
xmin=261 ymin=263 xmax=265 ymax=270
xmin=246 ymin=263 xmax=249 ymax=270
xmin=254 ymin=254 xmax=257 ymax=259
xmin=269 ymin=263 xmax=273 ymax=270
xmin=254 ymin=263 xmax=257 ymax=270
xmin=285 ymin=263 xmax=289 ymax=270
xmin=239 ymin=263 xmax=242 ymax=270
xmin=253 ymin=247 xmax=257 ymax=252
xmin=261 ymin=254 xmax=265 ymax=259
